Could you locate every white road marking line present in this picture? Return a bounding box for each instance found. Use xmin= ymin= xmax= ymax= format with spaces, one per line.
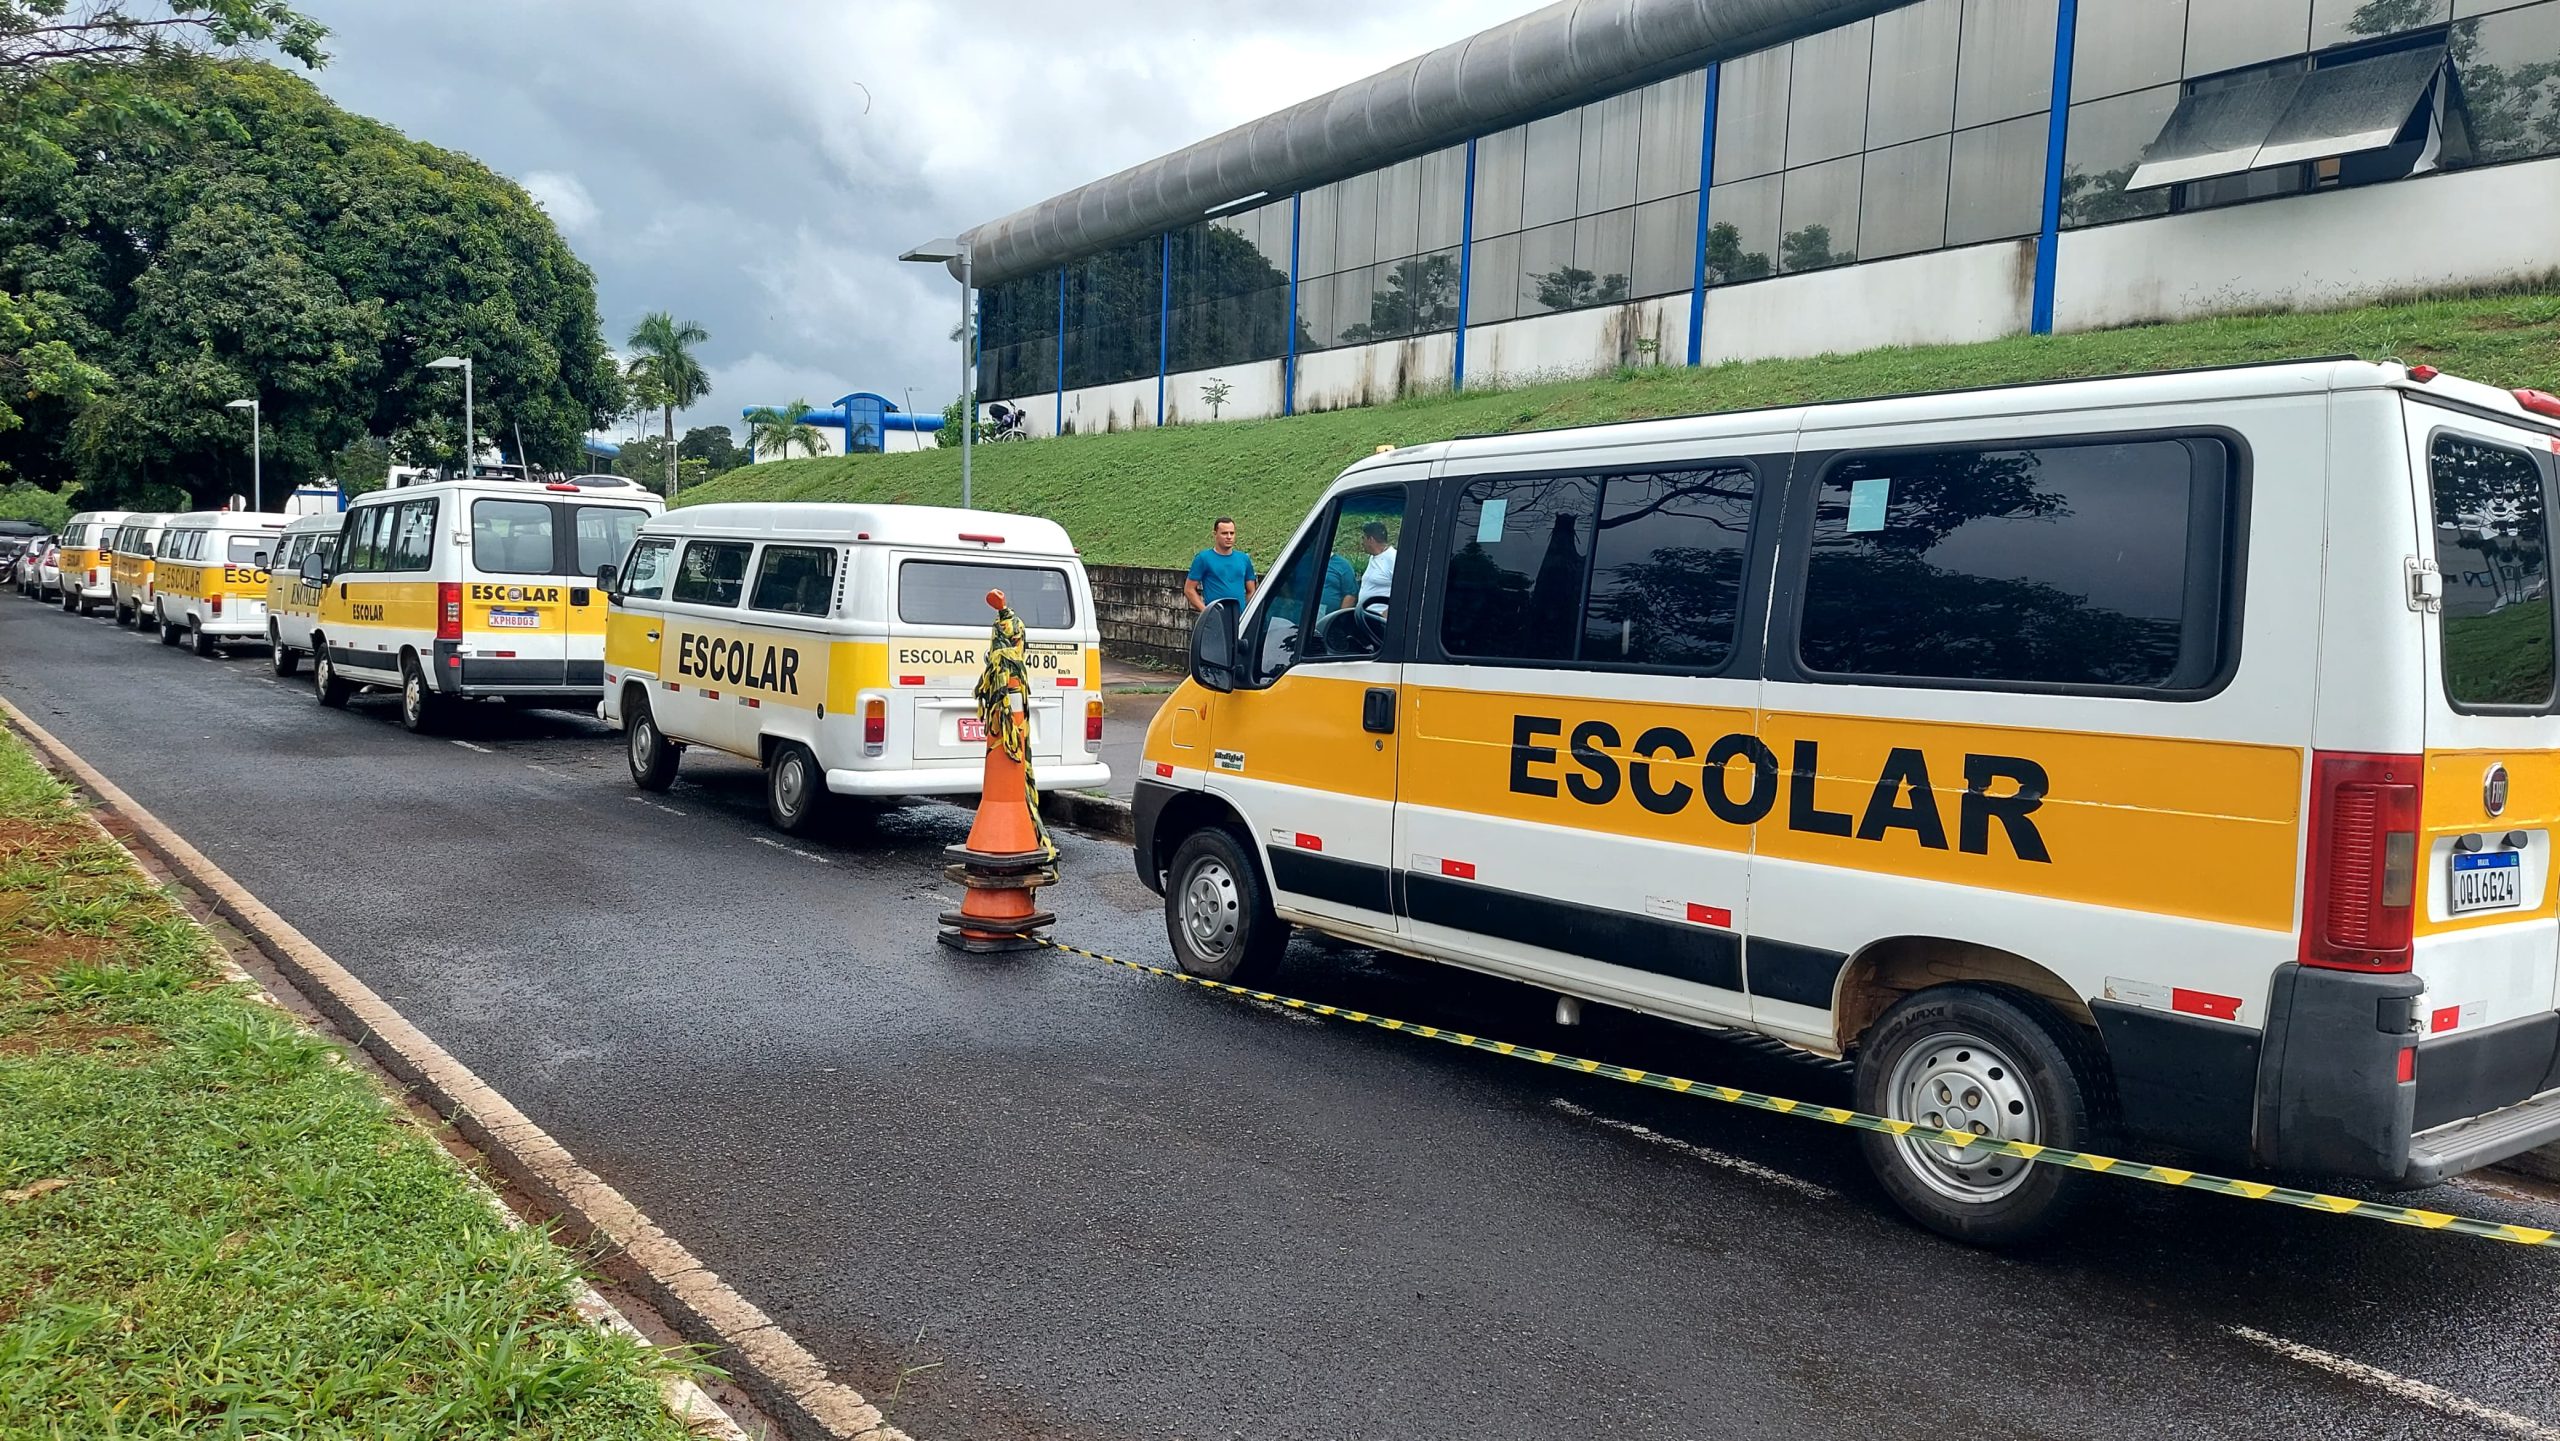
xmin=2229 ymin=1326 xmax=2560 ymax=1440
xmin=623 ymin=795 xmax=687 ymax=817
xmin=449 ymin=739 xmax=495 ymax=754
xmin=749 ymin=834 xmax=830 ymax=865
xmin=1547 ymin=1098 xmax=1837 ymax=1200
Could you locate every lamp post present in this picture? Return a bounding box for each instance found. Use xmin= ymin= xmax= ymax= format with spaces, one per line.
xmin=898 ymin=238 xmax=972 ymax=509
xmin=425 ymin=355 xmax=473 ymax=477
xmin=223 ymin=398 xmax=260 ymax=511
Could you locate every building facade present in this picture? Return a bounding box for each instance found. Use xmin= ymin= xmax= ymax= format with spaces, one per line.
xmin=961 ymin=0 xmax=2560 ymax=437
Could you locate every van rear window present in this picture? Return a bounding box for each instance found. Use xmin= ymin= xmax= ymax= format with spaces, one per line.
xmin=226 ymin=536 xmax=269 ymax=565
xmin=899 ymin=561 xmax=1075 ymax=629
xmin=2430 ymin=432 xmax=2555 ymax=709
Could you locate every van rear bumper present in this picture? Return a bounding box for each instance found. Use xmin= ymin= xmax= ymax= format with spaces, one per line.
xmin=825 ymin=760 xmax=1111 ymax=798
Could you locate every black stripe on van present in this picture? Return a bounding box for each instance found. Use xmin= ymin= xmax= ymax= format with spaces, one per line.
xmin=1401 ymin=872 xmax=1746 ymax=995
xmin=1744 ymin=939 xmax=1850 ymax=1010
xmin=1266 ymin=847 xmax=1393 ymax=915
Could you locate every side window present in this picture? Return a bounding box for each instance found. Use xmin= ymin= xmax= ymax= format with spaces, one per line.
xmin=345 ymin=506 xmax=387 ymax=573
xmin=1797 ymin=437 xmax=2233 ymax=691
xmin=1583 ymin=467 xmax=1757 ymax=668
xmin=750 ymin=545 xmax=839 ymax=616
xmin=2431 ymin=432 xmax=2555 ymax=709
xmin=389 ymin=498 xmax=438 ymax=571
xmin=1246 ymin=485 xmax=1407 ymax=681
xmin=670 ymin=540 xmax=752 ymax=607
xmin=620 ymin=537 xmax=675 ymax=601
xmin=1441 ymin=476 xmax=1599 ymax=662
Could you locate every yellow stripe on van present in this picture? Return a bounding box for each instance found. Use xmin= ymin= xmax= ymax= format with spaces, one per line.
xmin=2416 ymin=747 xmax=2560 ymax=936
xmin=156 ymin=561 xmax=271 ymax=602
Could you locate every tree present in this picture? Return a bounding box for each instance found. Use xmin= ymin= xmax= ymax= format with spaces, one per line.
xmin=1199 ymin=376 xmax=1233 ymax=419
xmin=745 ymin=401 xmax=824 ymax=463
xmin=1779 ymin=224 xmax=1855 ymax=273
xmin=1530 ymin=265 xmax=1629 ymax=312
xmin=0 ymin=478 xmax=68 ymax=528
xmin=610 ymin=434 xmax=672 ymax=494
xmin=625 ymin=311 xmax=709 ymax=500
xmin=0 ymin=2 xmax=326 ymax=76
xmin=1337 ymin=254 xmax=1460 ymax=343
xmin=1703 ymin=222 xmax=1772 ymax=285
xmin=678 ymin=424 xmax=744 ymax=475
xmin=324 ymin=434 xmax=389 ymax=495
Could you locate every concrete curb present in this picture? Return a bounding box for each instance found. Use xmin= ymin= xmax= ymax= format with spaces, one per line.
xmin=1042 ymin=788 xmax=1133 ymax=842
xmin=0 ymin=696 xmax=908 ymax=1441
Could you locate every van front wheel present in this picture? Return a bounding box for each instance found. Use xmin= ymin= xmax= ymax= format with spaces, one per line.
xmin=1853 ymin=985 xmax=2102 ymax=1247
xmin=1163 ymin=828 xmax=1287 ymax=986
xmin=269 ymin=626 xmax=298 ymax=676
xmin=626 ymin=694 xmax=680 ymax=791
xmin=765 ymin=741 xmax=824 ymax=833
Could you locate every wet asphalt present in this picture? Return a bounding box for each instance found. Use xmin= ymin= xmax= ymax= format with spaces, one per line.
xmin=4 ymin=594 xmax=2558 ymax=1441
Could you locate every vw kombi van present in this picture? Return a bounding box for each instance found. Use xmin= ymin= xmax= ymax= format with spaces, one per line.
xmin=152 ymin=511 xmax=288 ymax=655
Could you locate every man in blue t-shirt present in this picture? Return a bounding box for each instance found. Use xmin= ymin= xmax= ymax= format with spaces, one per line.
xmin=1184 ymin=517 xmax=1256 ymax=611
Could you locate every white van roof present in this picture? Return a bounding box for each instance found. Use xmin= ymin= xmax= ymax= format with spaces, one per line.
xmin=645 ymin=502 xmax=1077 ymax=556
xmin=356 ymin=476 xmax=664 ymax=509
xmin=163 ymin=510 xmax=291 ymax=532
xmin=66 ymin=510 xmax=134 ymax=526
xmin=280 ymin=511 xmax=343 ymax=534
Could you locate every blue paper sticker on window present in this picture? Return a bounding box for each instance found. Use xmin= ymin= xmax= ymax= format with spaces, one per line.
xmin=1846 ymin=478 xmax=1891 ymax=534
xmin=1476 ymin=497 xmax=1509 ymax=544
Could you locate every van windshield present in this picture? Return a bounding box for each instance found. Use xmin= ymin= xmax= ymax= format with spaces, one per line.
xmin=898 ymin=560 xmax=1075 ymax=629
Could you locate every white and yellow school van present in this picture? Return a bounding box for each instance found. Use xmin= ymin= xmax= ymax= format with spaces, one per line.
xmin=107 ymin=512 xmax=167 ymax=626
xmin=1139 ymin=359 xmax=2560 ymax=1243
xmin=152 ymin=510 xmax=288 ymax=655
xmin=262 ymin=511 xmax=341 ymax=677
xmin=597 ymin=503 xmax=1109 ymax=833
xmin=296 ymin=477 xmax=661 ymax=730
xmin=55 ymin=509 xmax=133 ymax=615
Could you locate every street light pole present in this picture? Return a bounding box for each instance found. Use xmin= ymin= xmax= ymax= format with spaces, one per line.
xmin=427 ymin=355 xmax=474 ymax=477
xmin=897 ymin=237 xmax=975 ymax=510
xmin=224 ymin=397 xmax=260 ymax=510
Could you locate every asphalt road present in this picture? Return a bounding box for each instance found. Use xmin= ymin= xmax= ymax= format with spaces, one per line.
xmin=7 ymin=593 xmax=2560 ymax=1441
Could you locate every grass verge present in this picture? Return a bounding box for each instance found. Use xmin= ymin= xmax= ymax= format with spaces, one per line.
xmin=683 ymin=285 xmax=2560 ymax=568
xmin=0 ymin=725 xmax=703 ymax=1440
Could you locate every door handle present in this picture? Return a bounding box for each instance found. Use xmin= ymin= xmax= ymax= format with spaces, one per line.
xmin=1362 ymin=686 xmax=1396 ymax=735
xmin=645 ymin=631 xmax=659 ymax=641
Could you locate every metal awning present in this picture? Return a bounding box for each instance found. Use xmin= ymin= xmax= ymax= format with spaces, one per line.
xmin=2126 ymin=44 xmax=2445 ymax=191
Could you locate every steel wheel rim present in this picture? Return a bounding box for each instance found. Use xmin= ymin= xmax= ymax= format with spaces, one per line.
xmin=776 ymin=753 xmax=809 ymax=816
xmin=1178 ymin=857 xmax=1241 ymax=962
xmin=1885 ymin=1028 xmax=2040 ymax=1204
xmin=315 ymin=654 xmax=332 ymax=691
xmin=403 ymin=671 xmax=423 ymax=722
xmin=631 ymin=715 xmax=657 ymax=769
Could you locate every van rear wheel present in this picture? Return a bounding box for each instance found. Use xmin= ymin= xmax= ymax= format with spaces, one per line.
xmin=1163 ymin=827 xmax=1287 ymax=986
xmin=157 ymin=613 xmax=182 ymax=646
xmin=1853 ymin=985 xmax=2101 ymax=1247
xmin=625 ymin=693 xmax=680 ymax=791
xmin=398 ymin=656 xmax=444 ymax=734
xmin=765 ymin=741 xmax=824 ymax=833
xmin=189 ymin=621 xmax=219 ymax=657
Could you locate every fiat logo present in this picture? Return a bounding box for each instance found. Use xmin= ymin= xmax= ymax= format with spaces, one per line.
xmin=2486 ymin=763 xmax=2511 ymax=818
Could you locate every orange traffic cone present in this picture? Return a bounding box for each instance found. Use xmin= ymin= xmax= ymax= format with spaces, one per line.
xmin=937 ymin=590 xmax=1057 ymax=954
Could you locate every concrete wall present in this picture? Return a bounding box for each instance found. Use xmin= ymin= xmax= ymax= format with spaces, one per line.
xmin=1462 ymin=296 xmax=1688 ymax=390
xmin=1296 ymin=331 xmax=1460 ymax=413
xmin=1163 ymin=359 xmax=1288 ymax=427
xmin=2053 ymin=156 xmax=2560 ymax=332
xmin=1059 ymin=375 xmax=1160 ymax=437
xmin=1703 ymin=240 xmax=2036 ymax=364
xmin=1090 ymin=563 xmax=1192 ymax=670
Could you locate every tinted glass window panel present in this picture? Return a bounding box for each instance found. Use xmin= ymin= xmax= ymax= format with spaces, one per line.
xmin=899 ymin=562 xmax=1074 ymax=629
xmin=1522 ymin=110 xmax=1584 ymax=228
xmin=2454 ymin=3 xmax=2560 ymax=164
xmin=1240 ymin=283 xmax=1291 ymax=361
xmin=1787 ymin=20 xmax=1876 ymax=167
xmin=2313 ymin=0 xmax=2448 ymax=48
xmin=1704 ymin=173 xmax=1782 ymax=285
xmin=1948 ymin=113 xmax=2051 ymax=242
xmin=1579 ymin=90 xmax=1643 ymax=215
xmin=227 ymin=534 xmax=270 ymax=566
xmin=1297 ymin=268 xmax=1339 ymax=346
xmin=390 ymin=497 xmax=437 ymax=571
xmin=1513 ymin=221 xmax=1578 ymax=316
xmin=1321 ymin=267 xmax=1374 ymax=348
xmin=351 ymin=505 xmax=389 ymax=571
xmin=1779 ymin=156 xmax=1863 ymax=272
xmin=1300 ymin=182 xmax=1341 ymax=277
xmin=1374 ymin=158 xmax=1423 ymax=266
xmin=1631 ymin=191 xmax=1702 ymax=297
xmin=2186 ymin=0 xmax=2312 ymax=75
xmin=1417 ymin=146 xmax=1468 ymax=252
xmin=1637 ymin=70 xmax=1709 ymax=203
xmin=473 ymin=499 xmax=557 ymax=576
xmin=1254 ymin=197 xmax=1296 ymax=275
xmin=1716 ymin=44 xmax=1794 ymax=180
xmin=1800 ymin=438 xmax=2221 ymax=688
xmin=1296 ymin=489 xmax=1408 ymax=665
xmin=750 ymin=544 xmax=839 ymax=616
xmin=1957 ymin=0 xmax=2062 ymax=127
xmin=1469 ymin=126 xmax=1527 ymax=239
xmin=672 ymin=541 xmax=751 ymax=608
xmin=1346 ymin=251 xmax=1461 ymax=343
xmin=574 ymin=506 xmax=647 ymax=578
xmin=622 ymin=537 xmax=675 ymax=601
xmin=1332 ymin=169 xmax=1379 ymax=272
xmin=2074 ymin=0 xmax=2190 ymax=102
xmin=1858 ymin=134 xmax=1953 ymax=259
xmin=2431 ymin=433 xmax=2555 ymax=706
xmin=2061 ymin=84 xmax=2181 ymax=225
xmin=1569 ymin=207 xmax=1636 ymax=307
xmin=1870 ymin=0 xmax=1964 ymax=146
xmin=1466 ymin=231 xmax=1521 ymax=323
xmin=1583 ymin=467 xmax=1757 ymax=668
xmin=1247 ymin=522 xmax=1325 ymax=682
xmin=1442 ymin=476 xmax=1600 ymax=662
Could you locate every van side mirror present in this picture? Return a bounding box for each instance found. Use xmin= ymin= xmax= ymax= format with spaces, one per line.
xmin=593 ymin=563 xmax=618 ymax=597
xmin=253 ymin=550 xmax=271 ymax=568
xmin=298 ymin=552 xmax=329 ymax=586
xmin=1190 ymin=598 xmax=1240 ymax=693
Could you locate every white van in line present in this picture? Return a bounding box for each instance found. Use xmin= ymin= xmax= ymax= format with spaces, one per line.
xmin=56 ymin=509 xmax=134 ymax=615
xmin=152 ymin=511 xmax=290 ymax=655
xmin=262 ymin=512 xmax=342 ymax=676
xmin=598 ymin=503 xmax=1109 ymax=833
xmin=1138 ymin=358 xmax=2560 ymax=1243
xmin=296 ymin=477 xmax=663 ymax=730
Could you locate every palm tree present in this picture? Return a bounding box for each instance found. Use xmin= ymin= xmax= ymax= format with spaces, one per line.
xmin=625 ymin=311 xmax=710 ymax=498
xmin=745 ymin=400 xmax=825 ymax=463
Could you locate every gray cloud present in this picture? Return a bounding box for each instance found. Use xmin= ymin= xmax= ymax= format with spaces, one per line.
xmin=295 ymin=0 xmax=1519 ymax=440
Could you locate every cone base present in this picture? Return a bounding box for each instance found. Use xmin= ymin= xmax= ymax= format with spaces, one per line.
xmin=936 ymin=928 xmax=1043 ymax=954
xmin=943 ymin=842 xmax=1052 ymax=872
xmin=935 ymin=908 xmax=1055 ymax=934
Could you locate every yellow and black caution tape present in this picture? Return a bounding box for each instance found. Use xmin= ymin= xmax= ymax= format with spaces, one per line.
xmin=1035 ymin=938 xmax=2560 ymax=1250
xmin=975 ymin=598 xmax=1053 ymax=862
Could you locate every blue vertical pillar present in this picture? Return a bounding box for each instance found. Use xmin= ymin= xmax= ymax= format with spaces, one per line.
xmin=2031 ymin=0 xmax=2080 ymax=335
xmin=1284 ymin=193 xmax=1302 ymax=417
xmin=1688 ymin=63 xmax=1720 ymax=367
xmin=1157 ymin=231 xmax=1171 ymax=426
xmin=1454 ymin=138 xmax=1477 ymax=391
xmin=1053 ymin=266 xmax=1067 ymax=435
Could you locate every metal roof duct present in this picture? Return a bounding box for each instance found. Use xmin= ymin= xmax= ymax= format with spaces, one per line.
xmin=956 ymin=0 xmax=1913 ymax=284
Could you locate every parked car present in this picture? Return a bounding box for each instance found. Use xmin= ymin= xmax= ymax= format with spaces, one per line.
xmin=16 ymin=538 xmax=59 ymax=599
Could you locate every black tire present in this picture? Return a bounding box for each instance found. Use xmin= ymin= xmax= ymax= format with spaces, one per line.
xmin=112 ymin=601 xmax=131 ymax=627
xmin=1853 ymin=985 xmax=2104 ymax=1247
xmin=1162 ymin=827 xmax=1288 ymax=985
xmin=157 ymin=612 xmax=182 ymax=646
xmin=268 ymin=625 xmax=298 ymax=676
xmin=397 ymin=655 xmax=444 ymax=734
xmin=189 ymin=620 xmax=219 ymax=657
xmin=313 ymin=644 xmax=351 ymax=708
xmin=625 ymin=692 xmax=680 ymax=791
xmin=764 ymin=740 xmax=824 ymax=833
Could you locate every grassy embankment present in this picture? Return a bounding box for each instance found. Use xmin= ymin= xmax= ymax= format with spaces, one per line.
xmin=0 ymin=728 xmax=701 ymax=1439
xmin=685 ymin=287 xmax=2560 ymax=568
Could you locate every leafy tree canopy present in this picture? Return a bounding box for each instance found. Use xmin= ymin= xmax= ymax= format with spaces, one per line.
xmin=0 ymin=56 xmax=622 ymax=507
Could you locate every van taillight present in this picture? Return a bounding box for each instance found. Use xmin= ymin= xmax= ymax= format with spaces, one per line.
xmin=1085 ymin=698 xmax=1103 ymax=745
xmin=862 ymin=697 xmax=886 ymax=755
xmin=437 ymin=582 xmax=463 ymax=641
xmin=2300 ymin=752 xmax=2423 ymax=972
xmin=207 ymin=593 xmax=221 ymax=617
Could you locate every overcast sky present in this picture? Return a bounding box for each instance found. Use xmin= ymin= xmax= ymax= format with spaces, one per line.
xmin=297 ymin=0 xmax=1522 ymax=439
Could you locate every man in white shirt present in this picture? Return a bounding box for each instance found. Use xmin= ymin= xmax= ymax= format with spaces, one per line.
xmin=1356 ymin=520 xmax=1396 ymax=611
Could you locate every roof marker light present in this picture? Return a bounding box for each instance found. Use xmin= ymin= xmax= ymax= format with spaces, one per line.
xmin=959 ymin=532 xmax=1005 ymax=545
xmin=2407 ymin=364 xmax=2440 ymax=383
xmin=2515 ymin=388 xmax=2560 ymax=419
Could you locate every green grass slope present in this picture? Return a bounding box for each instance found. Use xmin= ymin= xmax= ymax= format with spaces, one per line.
xmin=683 ymin=289 xmax=2560 ymax=569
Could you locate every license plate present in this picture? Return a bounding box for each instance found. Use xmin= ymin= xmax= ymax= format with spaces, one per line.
xmin=487 ymin=607 xmax=540 ymax=629
xmin=957 ymin=717 xmax=986 ymax=743
xmin=2450 ymin=850 xmax=2524 ymax=914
